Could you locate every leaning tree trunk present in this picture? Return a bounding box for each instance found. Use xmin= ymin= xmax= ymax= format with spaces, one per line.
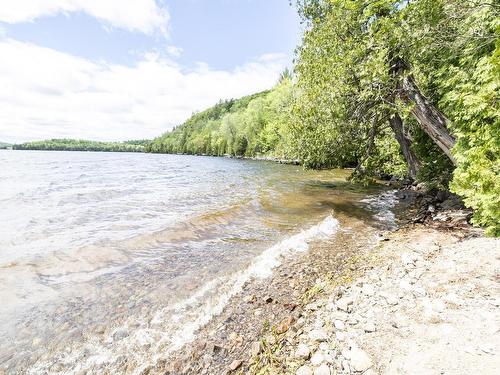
xmin=388 ymin=54 xmax=421 ymax=179
xmin=388 ymin=112 xmax=420 ymax=180
xmin=400 ymin=75 xmax=456 ymax=164
xmin=391 ymin=57 xmax=457 ymax=165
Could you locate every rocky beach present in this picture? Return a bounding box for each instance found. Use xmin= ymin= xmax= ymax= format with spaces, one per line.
xmin=149 ymin=191 xmax=499 ymax=375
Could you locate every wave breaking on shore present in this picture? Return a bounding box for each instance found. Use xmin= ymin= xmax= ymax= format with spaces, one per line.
xmin=28 ymin=215 xmax=340 ymax=375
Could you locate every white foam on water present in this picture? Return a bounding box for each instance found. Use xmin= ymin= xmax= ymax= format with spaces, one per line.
xmin=27 ymin=215 xmax=340 ymax=375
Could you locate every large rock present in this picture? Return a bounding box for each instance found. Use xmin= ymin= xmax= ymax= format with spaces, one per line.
xmin=295 ymin=343 xmax=311 ymax=359
xmin=296 ymin=364 xmax=313 ymax=375
xmin=310 ymin=351 xmax=324 ymax=366
xmin=349 ymin=347 xmax=372 ymax=372
xmin=309 ymin=329 xmax=328 ymax=342
xmin=363 ymin=321 xmax=376 ymax=333
xmin=336 ymin=297 xmax=354 ymax=312
xmin=361 ymin=284 xmax=375 ymax=296
xmin=334 ymin=320 xmax=346 ymax=330
xmin=314 ymin=364 xmax=331 ymax=375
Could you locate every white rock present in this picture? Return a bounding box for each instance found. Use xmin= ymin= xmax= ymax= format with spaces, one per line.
xmin=399 ymin=279 xmax=412 ymax=291
xmin=443 ymin=292 xmax=462 ymax=306
xmin=341 ymin=359 xmax=350 ymax=371
xmin=362 ymin=284 xmax=375 ymax=296
xmin=295 ymin=343 xmax=311 ymax=359
xmin=349 ymin=347 xmax=372 ymax=372
xmin=363 ymin=322 xmax=376 ymax=333
xmin=323 ymin=352 xmax=334 ymax=364
xmin=433 ymin=299 xmax=446 ymax=313
xmin=334 ymin=320 xmax=346 ymax=330
xmin=296 ymin=364 xmax=313 ymax=375
xmin=335 ymin=331 xmax=347 ymax=341
xmin=347 ymin=316 xmax=359 ymax=325
xmin=311 ymin=351 xmax=325 ymax=366
xmin=112 ymin=328 xmax=129 ymax=341
xmin=306 ymin=303 xmax=318 ymax=311
xmin=313 ymin=364 xmax=331 ymax=375
xmin=401 ymin=252 xmax=415 ymax=265
xmin=391 ymin=315 xmax=407 ymax=328
xmin=336 ymin=297 xmax=354 ymax=312
xmin=319 ymin=342 xmax=329 ymax=351
xmin=309 ymin=329 xmax=328 ymax=342
xmin=413 ymin=287 xmax=427 ymax=297
xmin=385 ymin=295 xmax=399 ymax=305
xmin=341 ymin=349 xmax=351 ymax=359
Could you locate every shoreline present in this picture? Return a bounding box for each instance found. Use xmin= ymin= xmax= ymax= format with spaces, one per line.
xmin=143 ymin=192 xmax=498 ymax=375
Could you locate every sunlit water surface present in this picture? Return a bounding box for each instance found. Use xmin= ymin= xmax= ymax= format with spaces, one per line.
xmin=0 ymin=151 xmax=396 ymax=374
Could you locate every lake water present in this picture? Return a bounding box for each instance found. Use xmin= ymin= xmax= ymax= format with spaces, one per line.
xmin=0 ymin=151 xmax=396 ymax=374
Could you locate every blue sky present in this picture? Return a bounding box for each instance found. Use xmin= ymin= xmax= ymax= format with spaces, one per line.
xmin=0 ymin=0 xmax=301 ymax=143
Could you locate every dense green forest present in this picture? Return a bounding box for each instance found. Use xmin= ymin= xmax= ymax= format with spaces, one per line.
xmin=146 ymin=83 xmax=295 ymax=158
xmin=149 ymin=0 xmax=498 ymax=235
xmin=14 ymin=139 xmax=148 ymax=152
xmin=0 ymin=142 xmax=12 ymax=149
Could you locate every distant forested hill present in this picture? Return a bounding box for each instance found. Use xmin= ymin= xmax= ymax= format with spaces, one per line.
xmin=0 ymin=142 xmax=12 ymax=149
xmin=147 ymin=76 xmax=298 ymax=160
xmin=13 ymin=139 xmax=148 ymax=152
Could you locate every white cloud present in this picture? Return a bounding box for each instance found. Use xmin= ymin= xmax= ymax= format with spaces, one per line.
xmin=0 ymin=0 xmax=169 ymax=35
xmin=165 ymin=45 xmax=183 ymax=58
xmin=0 ymin=39 xmax=289 ymax=143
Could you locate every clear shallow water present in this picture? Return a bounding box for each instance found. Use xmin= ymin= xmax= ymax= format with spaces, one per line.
xmin=0 ymin=151 xmax=395 ymax=374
